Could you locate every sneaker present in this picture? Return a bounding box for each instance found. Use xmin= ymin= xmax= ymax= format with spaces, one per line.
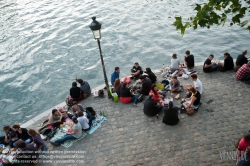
xmin=50 ymin=141 xmax=59 ymax=147
xmin=156 ymin=114 xmax=159 ymax=119
xmin=133 ymin=103 xmax=137 ymax=107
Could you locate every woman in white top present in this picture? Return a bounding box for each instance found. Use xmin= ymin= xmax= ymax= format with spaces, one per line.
xmin=50 ymin=117 xmax=82 ymax=146
xmin=170 ymin=53 xmax=180 ymax=72
xmin=77 ymin=111 xmax=90 ymax=131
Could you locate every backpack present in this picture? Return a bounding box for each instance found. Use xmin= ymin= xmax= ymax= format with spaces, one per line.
xmin=47 ymin=127 xmax=58 ymax=140
xmin=98 ymin=89 xmax=104 ymax=97
xmin=67 ymin=100 xmax=74 ymax=107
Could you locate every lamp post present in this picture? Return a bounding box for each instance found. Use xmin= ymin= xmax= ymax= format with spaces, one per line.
xmin=89 ymin=16 xmax=111 ymax=98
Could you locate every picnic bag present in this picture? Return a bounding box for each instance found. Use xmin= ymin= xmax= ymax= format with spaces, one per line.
xmin=124 ymin=77 xmax=131 ymax=84
xmin=98 ymin=89 xmax=104 ymax=97
xmin=47 ymin=127 xmax=58 ymax=140
xmin=186 ymin=107 xmax=195 ymax=116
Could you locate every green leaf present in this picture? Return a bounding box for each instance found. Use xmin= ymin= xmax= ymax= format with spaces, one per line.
xmin=194 ymin=4 xmax=201 ymax=11
xmin=247 ymin=26 xmax=250 ymax=31
xmin=239 ymin=7 xmax=247 ymax=15
xmin=240 ymin=20 xmax=249 ymax=27
xmin=172 ymin=17 xmax=183 ymax=30
xmin=232 ymin=14 xmax=241 ymax=24
xmin=215 ymin=4 xmax=221 ymax=11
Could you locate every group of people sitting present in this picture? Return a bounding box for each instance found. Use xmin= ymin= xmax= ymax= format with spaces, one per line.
xmin=38 ymin=103 xmax=96 ymax=147
xmin=0 ymin=124 xmax=47 ymax=165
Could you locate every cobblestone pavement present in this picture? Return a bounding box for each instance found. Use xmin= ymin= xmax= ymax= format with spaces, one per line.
xmin=31 ymin=66 xmax=250 ymax=166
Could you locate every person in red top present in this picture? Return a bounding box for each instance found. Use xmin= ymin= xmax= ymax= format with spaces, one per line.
xmin=149 ymin=84 xmax=163 ymax=103
xmin=237 ymin=133 xmax=250 ymax=161
xmin=235 ymin=62 xmax=250 ymax=82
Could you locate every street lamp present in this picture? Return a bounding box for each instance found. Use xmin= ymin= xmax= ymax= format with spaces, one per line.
xmin=89 ymin=16 xmax=111 ymax=98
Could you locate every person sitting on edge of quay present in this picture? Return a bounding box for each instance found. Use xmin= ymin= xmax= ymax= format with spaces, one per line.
xmin=66 ymin=81 xmax=83 ymax=105
xmin=236 ymin=50 xmax=249 ymax=71
xmin=77 ymin=111 xmax=92 ymax=132
xmin=113 ymin=78 xmax=122 ymax=97
xmin=0 ymin=125 xmax=19 ymax=148
xmin=72 ymin=101 xmax=84 ymax=117
xmin=237 ymin=146 xmax=250 ymax=166
xmin=149 ymin=84 xmax=164 ymax=103
xmin=111 ymin=67 xmax=120 ymax=86
xmin=144 ymin=67 xmax=157 ymax=83
xmin=50 ymin=117 xmax=82 ymax=147
xmin=235 ymin=62 xmax=250 ymax=84
xmin=165 ymin=76 xmax=181 ymax=92
xmin=184 ymin=50 xmax=195 ymax=69
xmin=170 ymin=53 xmax=180 ymax=72
xmin=190 ymin=74 xmax=203 ymax=95
xmin=143 ymin=94 xmax=163 ymax=118
xmin=27 ymin=129 xmax=48 ymax=157
xmin=12 ymin=124 xmax=32 ymax=147
xmin=137 ymin=75 xmax=152 ymax=96
xmin=217 ymin=52 xmax=234 ymax=72
xmin=130 ymin=62 xmax=143 ymax=79
xmin=15 ymin=140 xmax=38 ymax=164
xmin=203 ymin=54 xmax=219 ymax=72
xmin=119 ymin=82 xmax=138 ymax=106
xmin=76 ymin=78 xmax=91 ymax=99
xmin=162 ymin=101 xmax=179 ymax=126
xmin=183 ymin=86 xmax=201 ymax=110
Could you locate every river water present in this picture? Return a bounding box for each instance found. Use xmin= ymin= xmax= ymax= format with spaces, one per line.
xmin=0 ymin=0 xmax=249 ymax=128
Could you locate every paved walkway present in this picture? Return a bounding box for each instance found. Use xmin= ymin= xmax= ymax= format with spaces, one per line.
xmin=30 ymin=66 xmax=250 ymax=166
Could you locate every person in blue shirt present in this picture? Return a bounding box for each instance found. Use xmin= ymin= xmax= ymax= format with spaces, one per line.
xmin=111 ymin=67 xmax=120 ymax=85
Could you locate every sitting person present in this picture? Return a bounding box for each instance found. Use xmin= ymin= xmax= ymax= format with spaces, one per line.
xmin=217 ymin=52 xmax=234 ymax=71
xmin=27 ymin=129 xmax=48 ymax=157
xmin=144 ymin=68 xmax=157 ymax=83
xmin=77 ymin=111 xmax=92 ymax=132
xmin=191 ymin=74 xmax=203 ymax=94
xmin=111 ymin=67 xmax=120 ymax=85
xmin=66 ymin=82 xmax=83 ymax=104
xmin=162 ymin=101 xmax=179 ymax=125
xmin=15 ymin=140 xmax=38 ymax=164
xmin=130 ymin=62 xmax=143 ymax=79
xmin=50 ymin=117 xmax=82 ymax=146
xmin=119 ymin=83 xmax=138 ymax=106
xmin=183 ymin=87 xmax=201 ymax=110
xmin=72 ymin=101 xmax=84 ymax=117
xmin=170 ymin=53 xmax=180 ymax=72
xmin=236 ymin=50 xmax=248 ymax=69
xmin=76 ymin=78 xmax=91 ymax=99
xmin=137 ymin=75 xmax=152 ymax=95
xmin=0 ymin=125 xmax=19 ymax=147
xmin=113 ymin=78 xmax=122 ymax=97
xmin=184 ymin=50 xmax=194 ymax=69
xmin=143 ymin=94 xmax=163 ymax=117
xmin=203 ymin=54 xmax=219 ymax=72
xmin=149 ymin=84 xmax=163 ymax=103
xmin=12 ymin=124 xmax=32 ymax=147
xmin=166 ymin=76 xmax=181 ymax=92
xmin=185 ymin=84 xmax=192 ymax=98
xmin=235 ymin=62 xmax=250 ymax=83
xmin=48 ymin=109 xmax=63 ymax=124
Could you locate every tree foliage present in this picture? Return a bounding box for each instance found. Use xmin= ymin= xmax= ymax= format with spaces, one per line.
xmin=172 ymin=0 xmax=250 ymax=35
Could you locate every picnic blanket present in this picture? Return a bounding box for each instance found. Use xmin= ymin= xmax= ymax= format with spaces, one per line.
xmin=50 ymin=115 xmax=107 ymax=147
xmin=87 ymin=115 xmax=107 ymax=134
xmin=50 ymin=129 xmax=88 ymax=148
